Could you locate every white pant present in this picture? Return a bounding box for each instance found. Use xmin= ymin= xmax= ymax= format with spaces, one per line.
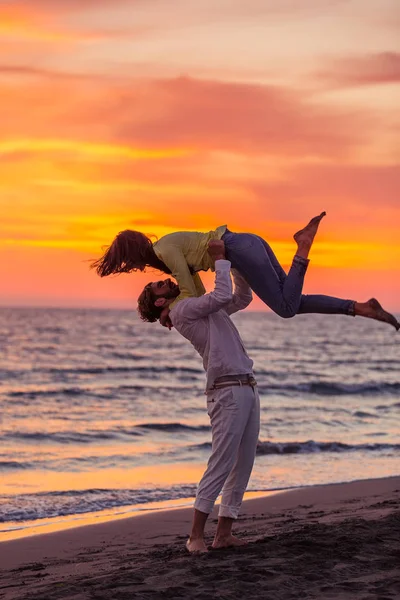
xmin=194 ymin=384 xmax=260 ymax=519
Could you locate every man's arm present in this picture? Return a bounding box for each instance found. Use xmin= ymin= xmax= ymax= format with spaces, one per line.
xmin=171 ymin=260 xmax=233 ymax=321
xmin=225 ymin=269 xmax=252 ymax=315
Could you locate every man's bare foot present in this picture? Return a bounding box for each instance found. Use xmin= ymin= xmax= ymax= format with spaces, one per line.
xmin=186 ymin=537 xmax=208 ymax=553
xmin=293 ymin=211 xmax=326 ymax=258
xmin=355 ymin=298 xmax=399 ymax=331
xmin=212 ymin=534 xmax=248 ymax=549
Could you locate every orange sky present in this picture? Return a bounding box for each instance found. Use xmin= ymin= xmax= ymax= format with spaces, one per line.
xmin=1 ymin=0 xmax=399 ymax=310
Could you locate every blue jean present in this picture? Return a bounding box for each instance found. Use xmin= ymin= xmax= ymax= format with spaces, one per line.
xmin=222 ymin=230 xmax=355 ymax=318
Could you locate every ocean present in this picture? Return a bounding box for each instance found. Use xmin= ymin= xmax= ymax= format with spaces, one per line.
xmin=1 ymin=307 xmax=399 ymax=540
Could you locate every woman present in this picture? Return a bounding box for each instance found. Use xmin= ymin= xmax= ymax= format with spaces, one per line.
xmin=92 ymin=213 xmax=399 ymax=330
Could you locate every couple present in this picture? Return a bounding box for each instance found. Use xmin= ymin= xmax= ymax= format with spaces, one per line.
xmin=134 ymin=216 xmax=335 ymax=552
xmin=94 ymin=214 xmax=399 ymax=553
xmin=93 ymin=212 xmax=399 ymax=331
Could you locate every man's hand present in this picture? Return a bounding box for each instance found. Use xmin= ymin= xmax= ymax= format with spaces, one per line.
xmin=159 ymin=306 xmax=173 ymax=330
xmin=208 ymin=239 xmax=226 ymax=262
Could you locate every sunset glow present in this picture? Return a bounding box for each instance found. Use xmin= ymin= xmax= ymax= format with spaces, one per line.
xmin=1 ymin=0 xmax=399 ymax=310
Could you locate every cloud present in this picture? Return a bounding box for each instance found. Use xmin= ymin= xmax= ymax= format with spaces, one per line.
xmin=118 ymin=77 xmax=376 ymax=159
xmin=0 ymin=68 xmax=392 ymax=241
xmin=0 ymin=5 xmax=84 ymax=42
xmin=0 ymin=71 xmax=381 ymax=172
xmin=5 ymin=0 xmax=350 ymax=44
xmin=0 ymin=3 xmax=148 ymax=45
xmin=75 ymin=76 xmax=372 ymax=158
xmin=0 ymin=139 xmax=190 ymax=161
xmin=0 ymin=65 xmax=89 ymax=79
xmin=316 ymin=52 xmax=400 ymax=87
xmin=17 ymin=0 xmax=349 ymax=17
xmin=0 ymin=68 xmax=394 ymax=249
xmin=248 ymin=163 xmax=400 ymax=242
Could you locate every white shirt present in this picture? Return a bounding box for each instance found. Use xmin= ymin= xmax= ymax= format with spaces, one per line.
xmin=170 ymin=260 xmax=254 ymax=390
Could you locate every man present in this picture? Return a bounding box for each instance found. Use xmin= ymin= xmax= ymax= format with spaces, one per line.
xmin=137 ymin=240 xmax=260 ymax=553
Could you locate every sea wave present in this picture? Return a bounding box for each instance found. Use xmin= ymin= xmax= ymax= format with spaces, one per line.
xmin=0 ymin=461 xmax=32 ymax=470
xmin=3 ymin=422 xmax=210 ymax=445
xmin=5 ymin=380 xmax=399 ymax=403
xmin=3 ymin=429 xmax=143 ymax=444
xmin=375 ymin=402 xmax=400 ymax=410
xmin=189 ymin=440 xmax=400 ymax=455
xmin=44 ymin=365 xmax=202 ymax=376
xmin=5 ymin=380 xmax=203 ymax=400
xmin=136 ymin=422 xmax=210 ymax=432
xmin=0 ymin=486 xmax=197 ymax=523
xmin=258 ymin=381 xmax=400 ymax=396
xmin=8 ymin=387 xmax=88 ymax=399
xmin=256 ymin=440 xmax=400 ymax=455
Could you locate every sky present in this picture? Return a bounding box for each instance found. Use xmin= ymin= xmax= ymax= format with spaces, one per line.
xmin=1 ymin=0 xmax=399 ymax=310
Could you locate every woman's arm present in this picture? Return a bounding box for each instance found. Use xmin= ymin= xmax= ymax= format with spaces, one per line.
xmin=192 ymin=272 xmax=206 ymax=297
xmin=171 ymin=260 xmax=232 ymax=321
xmin=160 ymin=246 xmax=200 ymax=302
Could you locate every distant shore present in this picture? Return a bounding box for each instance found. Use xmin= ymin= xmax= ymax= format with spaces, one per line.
xmin=1 ymin=476 xmax=399 ymax=599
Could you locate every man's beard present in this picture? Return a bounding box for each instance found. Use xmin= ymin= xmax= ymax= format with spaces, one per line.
xmin=163 ymin=287 xmax=180 ymax=300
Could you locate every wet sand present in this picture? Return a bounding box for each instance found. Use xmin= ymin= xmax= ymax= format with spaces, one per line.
xmin=1 ymin=476 xmax=399 ymax=599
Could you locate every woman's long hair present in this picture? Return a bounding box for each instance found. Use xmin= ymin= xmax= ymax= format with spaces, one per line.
xmin=91 ymin=230 xmax=171 ymax=277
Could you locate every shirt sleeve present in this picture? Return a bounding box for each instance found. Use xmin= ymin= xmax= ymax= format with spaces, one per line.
xmin=225 ymin=269 xmax=253 ymax=315
xmin=171 ymin=260 xmax=233 ymax=321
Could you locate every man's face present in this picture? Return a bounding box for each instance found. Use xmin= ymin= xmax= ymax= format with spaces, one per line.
xmin=151 ymin=278 xmax=180 ymax=300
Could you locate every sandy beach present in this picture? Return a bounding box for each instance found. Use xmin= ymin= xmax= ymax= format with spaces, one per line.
xmin=1 ymin=475 xmax=399 ymax=599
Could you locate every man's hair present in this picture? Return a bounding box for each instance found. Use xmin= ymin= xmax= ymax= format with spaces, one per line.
xmin=137 ymin=283 xmax=164 ymax=323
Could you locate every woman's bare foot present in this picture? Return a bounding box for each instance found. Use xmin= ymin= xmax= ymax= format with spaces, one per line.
xmin=212 ymin=534 xmax=248 ymax=549
xmin=355 ymin=298 xmax=399 ymax=331
xmin=294 ymin=211 xmax=326 ymax=259
xmin=186 ymin=537 xmax=208 ymax=553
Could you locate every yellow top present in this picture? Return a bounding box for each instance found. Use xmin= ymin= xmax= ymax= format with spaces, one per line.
xmin=153 ymin=225 xmax=227 ymax=308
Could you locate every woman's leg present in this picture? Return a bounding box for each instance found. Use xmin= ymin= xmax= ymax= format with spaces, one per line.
xmin=223 ymin=230 xmax=306 ymax=317
xmin=255 ymin=234 xmax=355 ymax=315
xmin=223 ymin=227 xmax=399 ymax=327
xmin=223 ymin=215 xmax=352 ymax=318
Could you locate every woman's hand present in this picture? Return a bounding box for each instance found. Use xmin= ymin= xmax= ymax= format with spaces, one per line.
xmin=208 ymin=240 xmax=226 ymax=261
xmin=159 ymin=307 xmax=173 ymax=330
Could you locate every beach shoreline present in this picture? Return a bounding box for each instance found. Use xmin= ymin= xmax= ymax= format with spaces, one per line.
xmin=0 ymin=489 xmax=275 ymax=543
xmin=1 ymin=475 xmax=399 ymax=599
